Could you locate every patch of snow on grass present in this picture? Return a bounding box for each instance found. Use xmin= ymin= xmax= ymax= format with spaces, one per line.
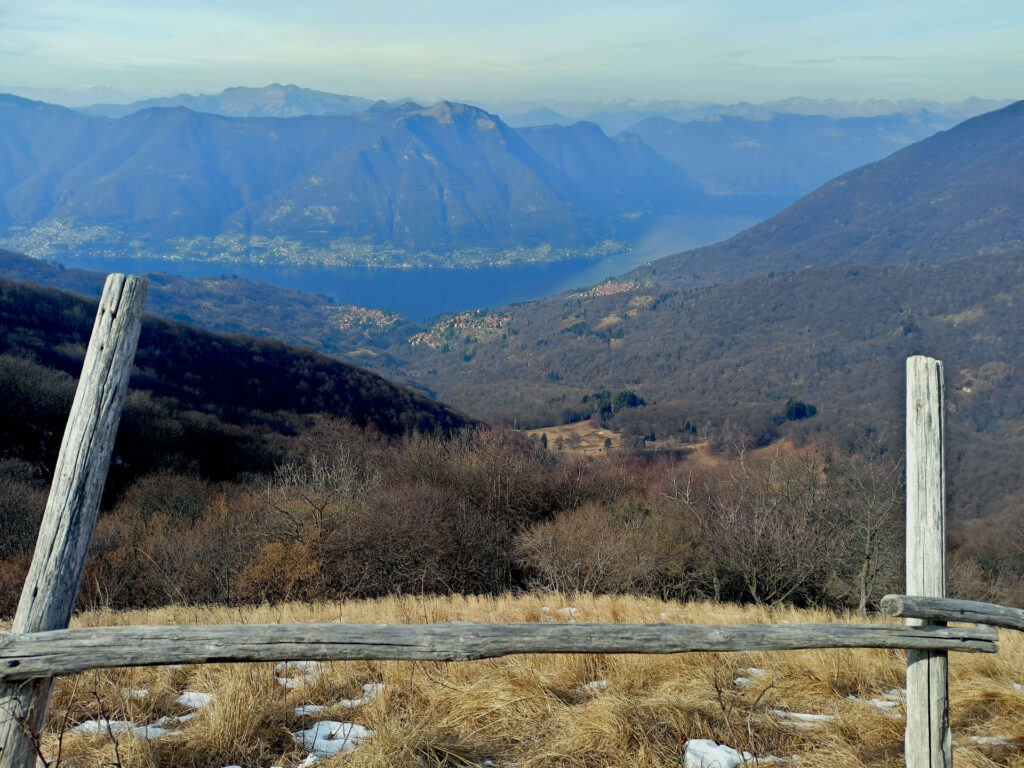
xmin=337 ymin=682 xmax=387 ymax=708
xmin=294 ymin=704 xmax=328 ymax=717
xmin=768 ymin=709 xmax=835 ymax=728
xmin=153 ymin=711 xmax=199 ymax=728
xmin=70 ymin=719 xmax=137 ymax=736
xmin=277 ymin=660 xmax=326 ymax=676
xmin=131 ymin=724 xmax=170 ymax=739
xmin=578 ymin=680 xmax=609 ymax=693
xmin=293 ymin=721 xmax=372 ymax=764
xmin=276 ymin=660 xmax=327 ymax=688
xmin=556 ymin=607 xmax=578 ymax=618
xmin=176 ymin=691 xmax=213 ymax=709
xmin=684 ymin=739 xmax=755 ymax=768
xmin=70 ymin=719 xmax=168 ymax=740
xmin=969 ymin=735 xmax=1016 ymax=748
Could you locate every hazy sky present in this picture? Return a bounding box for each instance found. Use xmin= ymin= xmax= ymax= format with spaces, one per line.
xmin=2 ymin=0 xmax=1021 ymax=106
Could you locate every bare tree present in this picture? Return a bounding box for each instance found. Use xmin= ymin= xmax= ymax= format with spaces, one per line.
xmin=673 ymin=448 xmax=844 ymax=606
xmin=826 ymin=437 xmax=905 ymax=617
xmin=258 ymin=418 xmax=381 ymax=540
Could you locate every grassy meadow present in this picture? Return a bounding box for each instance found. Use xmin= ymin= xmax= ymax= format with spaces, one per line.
xmin=10 ymin=593 xmax=1023 ymax=768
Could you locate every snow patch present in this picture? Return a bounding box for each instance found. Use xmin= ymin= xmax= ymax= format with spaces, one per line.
xmin=277 ymin=660 xmax=327 ymax=688
xmin=69 ymin=718 xmax=168 ymax=740
xmin=293 ymin=721 xmax=372 ymax=764
xmin=153 ymin=711 xmax=198 ymax=727
xmin=577 ymin=680 xmax=609 ymax=693
xmin=176 ymin=691 xmax=213 ymax=709
xmin=556 ymin=607 xmax=578 ymax=618
xmin=338 ymin=682 xmax=386 ymax=708
xmin=969 ymin=735 xmax=1016 ymax=748
xmin=768 ymin=709 xmax=835 ymax=728
xmin=684 ymin=739 xmax=755 ymax=768
xmin=848 ymin=688 xmax=905 ymax=718
xmin=277 ymin=660 xmax=326 ymax=676
xmin=127 ymin=689 xmax=149 ymax=700
xmin=294 ymin=704 xmax=328 ymax=717
xmin=70 ymin=719 xmax=137 ymax=736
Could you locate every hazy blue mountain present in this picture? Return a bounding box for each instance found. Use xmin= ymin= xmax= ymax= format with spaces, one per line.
xmin=635 ymin=99 xmax=1024 ymax=287
xmin=2 ymin=99 xmax=376 ymax=238
xmin=1 ymin=96 xmax=707 ymax=258
xmin=516 ymin=121 xmax=704 ymax=224
xmin=627 ymin=110 xmax=955 ymax=201
xmin=569 ymin=97 xmax=1010 ymax=133
xmin=78 ymin=83 xmax=375 ymax=118
xmin=229 ymin=101 xmax=607 ymax=249
xmin=502 ymin=107 xmax=576 ymax=127
xmin=0 ymin=95 xmax=102 ymax=226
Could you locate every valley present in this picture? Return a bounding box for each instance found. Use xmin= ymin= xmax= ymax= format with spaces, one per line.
xmin=3 ymin=1 xmax=1024 ymax=765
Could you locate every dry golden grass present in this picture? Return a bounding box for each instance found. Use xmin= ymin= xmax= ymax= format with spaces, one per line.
xmin=19 ymin=593 xmax=1024 ymax=767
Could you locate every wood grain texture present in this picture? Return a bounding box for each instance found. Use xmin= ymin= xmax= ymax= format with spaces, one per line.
xmin=904 ymin=356 xmax=951 ymax=768
xmin=0 ymin=621 xmax=998 ymax=681
xmin=0 ymin=275 xmax=147 ymax=768
xmin=881 ymin=595 xmax=1024 ymax=632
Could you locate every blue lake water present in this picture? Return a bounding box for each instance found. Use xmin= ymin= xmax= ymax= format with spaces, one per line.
xmin=59 ymin=214 xmax=759 ymax=323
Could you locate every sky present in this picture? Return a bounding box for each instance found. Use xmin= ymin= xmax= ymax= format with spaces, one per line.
xmin=1 ymin=0 xmax=1021 ymax=107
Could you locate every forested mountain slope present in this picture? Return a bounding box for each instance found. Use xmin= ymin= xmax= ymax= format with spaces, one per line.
xmin=0 ymin=276 xmax=473 ymax=496
xmin=401 ymin=253 xmax=1024 ymax=521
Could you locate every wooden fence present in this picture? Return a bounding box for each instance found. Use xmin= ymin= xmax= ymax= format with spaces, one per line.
xmin=0 ymin=274 xmax=1019 ymax=768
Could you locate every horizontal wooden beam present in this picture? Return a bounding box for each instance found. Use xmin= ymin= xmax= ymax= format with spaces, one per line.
xmin=0 ymin=621 xmax=998 ymax=681
xmin=881 ymin=594 xmax=1024 ymax=632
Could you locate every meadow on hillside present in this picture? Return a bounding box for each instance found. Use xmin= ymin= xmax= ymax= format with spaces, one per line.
xmin=14 ymin=594 xmax=1024 ymax=768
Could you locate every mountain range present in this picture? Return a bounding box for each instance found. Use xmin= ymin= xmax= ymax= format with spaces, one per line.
xmin=627 ymin=110 xmax=953 ymax=201
xmin=633 ymin=100 xmax=1024 ymax=288
xmin=0 ymin=95 xmax=703 ymax=261
xmin=78 ymin=83 xmax=377 ymax=118
xmin=0 ymin=87 xmax=985 ymax=267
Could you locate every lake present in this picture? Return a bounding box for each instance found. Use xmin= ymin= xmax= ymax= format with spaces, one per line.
xmin=58 ymin=214 xmax=759 ymax=323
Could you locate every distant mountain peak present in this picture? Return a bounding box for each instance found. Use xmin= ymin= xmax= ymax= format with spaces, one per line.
xmin=419 ymin=100 xmax=491 ymax=123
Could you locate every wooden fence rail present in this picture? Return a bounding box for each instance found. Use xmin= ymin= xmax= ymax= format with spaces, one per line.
xmin=881 ymin=595 xmax=1024 ymax=632
xmin=0 ymin=284 xmax=1012 ymax=768
xmin=0 ymin=621 xmax=998 ymax=681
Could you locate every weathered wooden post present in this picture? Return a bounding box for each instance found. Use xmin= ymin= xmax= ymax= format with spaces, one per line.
xmin=0 ymin=274 xmax=147 ymax=768
xmin=904 ymin=356 xmax=951 ymax=768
